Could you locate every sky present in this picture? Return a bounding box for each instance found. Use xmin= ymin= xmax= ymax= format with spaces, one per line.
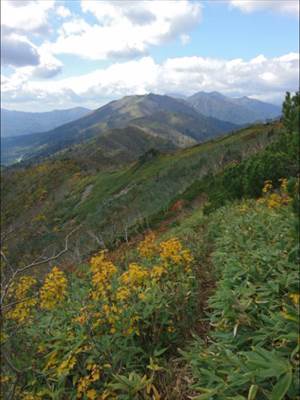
xmin=1 ymin=0 xmax=299 ymax=112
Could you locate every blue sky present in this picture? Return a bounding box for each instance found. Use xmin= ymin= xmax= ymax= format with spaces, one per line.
xmin=1 ymin=0 xmax=299 ymax=111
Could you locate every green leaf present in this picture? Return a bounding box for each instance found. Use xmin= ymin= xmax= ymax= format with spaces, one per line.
xmin=270 ymin=372 xmax=292 ymax=400
xmin=153 ymin=347 xmax=168 ymax=357
xmin=248 ymin=384 xmax=259 ymax=400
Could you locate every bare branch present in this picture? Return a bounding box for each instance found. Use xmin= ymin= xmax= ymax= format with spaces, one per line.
xmin=1 ymin=294 xmax=39 ymax=311
xmin=0 ymin=226 xmax=80 ymax=308
xmin=1 ymin=350 xmax=22 ymax=374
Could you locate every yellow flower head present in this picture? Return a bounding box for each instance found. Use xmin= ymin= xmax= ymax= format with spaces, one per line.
xmin=159 ymin=237 xmax=193 ymax=267
xmin=6 ymin=276 xmax=37 ymax=323
xmin=138 ymin=232 xmax=158 ymax=259
xmin=289 ymin=293 xmax=300 ymax=305
xmin=40 ymin=267 xmax=68 ymax=310
xmin=90 ymin=251 xmax=117 ymax=299
xmin=120 ymin=263 xmax=149 ymax=287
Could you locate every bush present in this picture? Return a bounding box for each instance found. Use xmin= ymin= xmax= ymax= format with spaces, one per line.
xmin=181 ymin=193 xmax=299 ymax=399
xmin=2 ymin=236 xmax=197 ymax=399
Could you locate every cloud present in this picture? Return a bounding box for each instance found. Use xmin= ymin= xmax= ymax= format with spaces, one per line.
xmin=32 ymin=65 xmax=62 ymax=79
xmin=2 ymin=52 xmax=298 ymax=110
xmin=1 ymin=0 xmax=55 ymax=35
xmin=1 ymin=33 xmax=40 ymax=66
xmin=228 ymin=0 xmax=299 ymax=16
xmin=56 ymin=5 xmax=71 ymax=19
xmin=1 ymin=0 xmax=63 ymax=76
xmin=49 ymin=0 xmax=202 ymax=60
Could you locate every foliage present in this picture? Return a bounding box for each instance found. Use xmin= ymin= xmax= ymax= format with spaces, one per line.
xmin=1 ymin=236 xmax=197 ymax=399
xmin=181 ymin=186 xmax=299 ymax=399
xmin=282 ymin=91 xmax=300 ymax=133
xmin=201 ymin=130 xmax=298 ymax=213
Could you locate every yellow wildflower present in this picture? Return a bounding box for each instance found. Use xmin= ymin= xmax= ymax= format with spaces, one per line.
xmin=138 ymin=232 xmax=159 ymax=259
xmin=90 ymin=251 xmax=117 ymax=300
xmin=73 ymin=314 xmax=87 ymax=325
xmin=40 ymin=267 xmax=68 ymax=310
xmin=289 ymin=293 xmax=300 ymax=305
xmin=116 ymin=286 xmax=130 ymax=301
xmin=120 ymin=263 xmax=149 ymax=287
xmin=6 ymin=276 xmax=37 ymax=323
xmin=159 ymin=237 xmax=193 ymax=267
xmin=57 ymin=355 xmax=76 ymax=376
xmin=262 ymin=180 xmax=272 ymax=193
xmin=87 ymin=389 xmax=97 ymax=400
xmin=279 ymin=177 xmax=288 ymax=192
xmin=77 ymin=375 xmax=90 ymax=397
xmin=150 ymin=265 xmax=166 ymax=279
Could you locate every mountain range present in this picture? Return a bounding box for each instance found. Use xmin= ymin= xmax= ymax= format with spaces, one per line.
xmin=1 ymin=92 xmax=281 ymax=166
xmin=186 ymin=91 xmax=281 ymax=124
xmin=0 ymin=107 xmax=91 ymax=138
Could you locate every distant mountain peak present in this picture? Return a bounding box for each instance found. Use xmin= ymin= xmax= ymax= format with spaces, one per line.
xmin=186 ymin=91 xmax=281 ymax=125
xmin=1 ymin=92 xmax=237 ymax=165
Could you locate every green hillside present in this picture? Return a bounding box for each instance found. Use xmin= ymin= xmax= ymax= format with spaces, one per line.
xmin=1 ymin=120 xmax=286 ymax=267
xmin=1 ymin=93 xmax=299 ymax=399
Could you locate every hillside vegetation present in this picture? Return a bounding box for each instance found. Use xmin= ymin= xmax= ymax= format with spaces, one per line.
xmin=1 ymin=92 xmax=299 ymax=399
xmin=2 ymin=120 xmax=286 ymax=267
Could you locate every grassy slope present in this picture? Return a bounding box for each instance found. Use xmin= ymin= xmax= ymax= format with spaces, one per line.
xmin=1 ymin=122 xmax=282 ymax=265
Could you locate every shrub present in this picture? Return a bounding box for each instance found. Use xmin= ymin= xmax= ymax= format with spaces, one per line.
xmin=181 ymin=193 xmax=299 ymax=399
xmin=1 ymin=236 xmax=197 ymax=399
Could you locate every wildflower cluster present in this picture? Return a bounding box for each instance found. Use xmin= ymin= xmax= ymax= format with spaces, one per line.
xmin=159 ymin=237 xmax=193 ymax=270
xmin=258 ymin=178 xmax=292 ymax=209
xmin=90 ymin=251 xmax=117 ymax=299
xmin=2 ymin=236 xmax=196 ymax=398
xmin=77 ymin=364 xmax=101 ymax=399
xmin=138 ymin=232 xmax=158 ymax=259
xmin=262 ymin=179 xmax=272 ymax=193
xmin=6 ymin=276 xmax=37 ymax=323
xmin=39 ymin=267 xmax=68 ymax=310
xmin=56 ymin=355 xmax=77 ymax=377
xmin=120 ymin=263 xmax=149 ymax=287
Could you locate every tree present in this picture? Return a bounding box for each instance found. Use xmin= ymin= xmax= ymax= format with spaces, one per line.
xmin=282 ymin=91 xmax=300 ymax=133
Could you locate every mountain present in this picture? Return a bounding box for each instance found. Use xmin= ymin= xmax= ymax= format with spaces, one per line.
xmin=0 ymin=107 xmax=91 ymax=137
xmin=1 ymin=93 xmax=237 ymax=165
xmin=186 ymin=91 xmax=281 ymax=124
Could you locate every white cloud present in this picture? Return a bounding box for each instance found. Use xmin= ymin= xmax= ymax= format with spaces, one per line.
xmin=2 ymin=53 xmax=298 ymax=111
xmin=1 ymin=0 xmax=55 ymax=34
xmin=1 ymin=0 xmax=63 ymax=77
xmin=49 ymin=0 xmax=202 ymax=60
xmin=56 ymin=5 xmax=71 ymax=19
xmin=228 ymin=0 xmax=299 ymax=16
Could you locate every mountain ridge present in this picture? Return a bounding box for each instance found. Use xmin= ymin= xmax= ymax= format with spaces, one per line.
xmin=1 ymin=93 xmax=237 ymax=166
xmin=0 ymin=106 xmax=91 ymax=138
xmin=186 ymin=91 xmax=281 ymax=124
